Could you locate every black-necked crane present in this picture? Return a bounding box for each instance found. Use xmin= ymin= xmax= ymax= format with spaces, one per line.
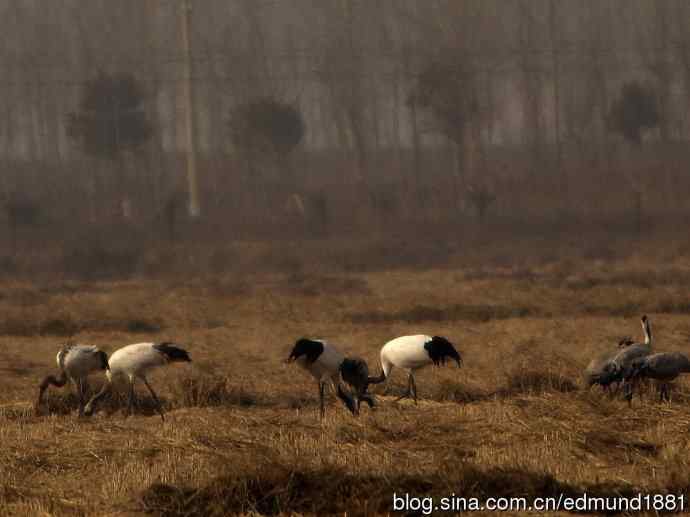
xmin=84 ymin=342 xmax=191 ymax=421
xmin=339 ymin=357 xmax=376 ymax=415
xmin=36 ymin=343 xmax=109 ymax=416
xmin=286 ymin=338 xmax=376 ymax=419
xmin=369 ymin=335 xmax=462 ymax=404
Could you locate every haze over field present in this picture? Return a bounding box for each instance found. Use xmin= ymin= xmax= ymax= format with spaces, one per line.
xmin=0 ymin=0 xmax=689 ymax=252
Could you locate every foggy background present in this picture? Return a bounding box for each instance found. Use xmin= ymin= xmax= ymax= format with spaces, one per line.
xmin=1 ymin=0 xmax=689 ymax=278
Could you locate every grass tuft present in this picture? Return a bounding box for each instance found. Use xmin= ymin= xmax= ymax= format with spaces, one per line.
xmin=503 ymin=370 xmax=579 ymax=395
xmin=171 ymin=374 xmax=258 ymax=408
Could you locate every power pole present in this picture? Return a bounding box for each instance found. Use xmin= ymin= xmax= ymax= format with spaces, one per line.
xmin=181 ymin=0 xmax=200 ymax=217
xmin=549 ymin=0 xmax=564 ymax=198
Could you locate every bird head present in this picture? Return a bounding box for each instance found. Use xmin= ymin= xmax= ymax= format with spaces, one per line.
xmin=285 ymin=350 xmax=297 ymax=364
xmin=285 ymin=339 xmax=305 ymax=363
xmin=640 ymin=315 xmax=652 ymax=345
xmin=426 ymin=336 xmax=462 ymax=368
xmin=589 ymin=361 xmax=622 ymax=387
xmin=154 ymin=343 xmax=192 ymax=363
xmin=286 ymin=338 xmax=323 ymax=364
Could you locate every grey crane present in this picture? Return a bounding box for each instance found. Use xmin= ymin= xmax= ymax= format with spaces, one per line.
xmin=584 ymin=316 xmax=652 ymax=394
xmin=625 ymin=352 xmax=690 ymax=403
xmin=612 ymin=315 xmax=652 ymax=367
xmin=584 ymin=354 xmax=623 ymax=392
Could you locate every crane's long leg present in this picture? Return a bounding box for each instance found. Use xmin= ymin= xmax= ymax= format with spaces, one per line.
xmin=319 ymin=381 xmax=326 ymax=420
xmin=142 ymin=377 xmax=165 ymax=421
xmin=660 ymin=383 xmax=670 ymax=402
xmin=395 ymin=373 xmax=412 ymax=401
xmin=36 ymin=372 xmax=67 ymax=413
xmin=77 ymin=379 xmax=86 ymax=417
xmin=84 ymin=381 xmax=112 ymax=416
xmin=82 ymin=378 xmax=92 ymax=399
xmin=382 ymin=381 xmax=391 ymax=396
xmin=609 ymin=382 xmax=620 ymax=397
xmin=374 ymin=367 xmax=391 ymax=395
xmin=126 ymin=378 xmax=136 ymax=417
xmin=410 ymin=373 xmax=418 ymax=405
xmin=624 ymin=382 xmax=632 ymax=407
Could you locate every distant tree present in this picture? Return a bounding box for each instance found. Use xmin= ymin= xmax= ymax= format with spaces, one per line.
xmin=4 ymin=196 xmax=42 ymax=255
xmin=517 ymin=0 xmax=546 ymax=178
xmin=368 ymin=186 xmax=398 ymax=224
xmin=67 ymin=71 xmax=151 ymax=159
xmin=607 ymin=81 xmax=660 ymax=146
xmin=67 ymin=71 xmax=152 ymax=218
xmin=228 ymin=97 xmax=305 ymax=185
xmin=163 ymin=191 xmax=185 ymax=244
xmin=607 ymin=80 xmax=661 ymax=237
xmin=284 ymin=191 xmax=329 ymax=238
xmin=408 ymin=55 xmax=480 ymax=212
xmin=408 ymin=58 xmax=478 ymax=154
xmin=465 ymin=184 xmax=496 ymax=223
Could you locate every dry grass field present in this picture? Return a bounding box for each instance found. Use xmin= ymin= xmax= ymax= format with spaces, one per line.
xmin=2 ymin=238 xmax=690 ymax=516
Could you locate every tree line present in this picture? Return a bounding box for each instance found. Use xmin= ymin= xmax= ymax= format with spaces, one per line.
xmin=0 ymin=0 xmax=689 ymax=248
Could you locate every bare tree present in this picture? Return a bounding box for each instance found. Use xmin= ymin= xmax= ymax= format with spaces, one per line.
xmin=548 ymin=0 xmax=565 ymax=199
xmin=228 ymin=97 xmax=305 ymax=192
xmin=517 ymin=0 xmax=546 ymax=178
xmin=67 ymin=71 xmax=152 ymax=221
xmin=313 ymin=0 xmax=370 ymax=184
xmin=408 ymin=52 xmax=480 ymax=213
xmin=608 ymin=80 xmax=661 ymax=235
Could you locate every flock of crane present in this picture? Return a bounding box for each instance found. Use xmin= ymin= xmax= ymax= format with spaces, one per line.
xmin=36 ymin=342 xmax=191 ymax=420
xmin=34 ymin=335 xmax=461 ymax=420
xmin=584 ymin=315 xmax=690 ymax=403
xmin=33 ymin=315 xmax=690 ymax=421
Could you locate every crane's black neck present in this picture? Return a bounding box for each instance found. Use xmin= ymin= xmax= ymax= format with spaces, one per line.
xmin=424 ymin=336 xmax=461 ymax=366
xmin=288 ymin=338 xmax=324 ymax=363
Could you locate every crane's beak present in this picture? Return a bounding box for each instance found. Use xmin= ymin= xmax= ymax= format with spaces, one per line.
xmin=456 ymin=358 xmax=462 ymax=368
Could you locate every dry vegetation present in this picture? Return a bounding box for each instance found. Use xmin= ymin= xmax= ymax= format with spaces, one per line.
xmin=2 ymin=238 xmax=690 ymax=516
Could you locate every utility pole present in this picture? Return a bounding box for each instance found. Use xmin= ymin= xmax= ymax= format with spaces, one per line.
xmin=181 ymin=0 xmax=200 ymax=217
xmin=549 ymin=0 xmax=564 ymax=198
